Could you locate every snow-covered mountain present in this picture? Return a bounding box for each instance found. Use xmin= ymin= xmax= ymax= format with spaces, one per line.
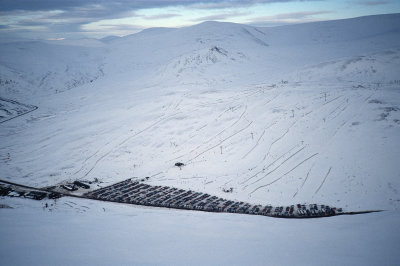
xmin=292 ymin=48 xmax=400 ymax=83
xmin=1 ymin=13 xmax=400 ymax=265
xmin=0 ymin=41 xmax=106 ymax=100
xmin=1 ymin=14 xmax=400 ymax=211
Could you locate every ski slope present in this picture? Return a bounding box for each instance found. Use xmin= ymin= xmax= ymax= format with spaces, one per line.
xmin=1 ymin=14 xmax=400 ymax=212
xmin=1 ymin=13 xmax=400 ymax=265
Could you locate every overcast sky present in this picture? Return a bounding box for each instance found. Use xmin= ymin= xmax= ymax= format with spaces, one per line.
xmin=0 ymin=0 xmax=399 ymax=40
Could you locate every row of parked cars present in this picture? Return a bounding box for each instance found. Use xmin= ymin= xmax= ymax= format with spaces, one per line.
xmin=270 ymin=204 xmax=343 ymax=217
xmin=0 ymin=179 xmax=344 ymax=218
xmin=84 ymin=179 xmax=344 ymax=218
xmin=0 ymin=183 xmax=62 ymax=200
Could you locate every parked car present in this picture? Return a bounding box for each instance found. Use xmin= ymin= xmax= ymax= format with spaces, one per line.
xmin=73 ymin=181 xmax=90 ymax=189
xmin=24 ymin=191 xmax=47 ymax=200
xmin=62 ymin=184 xmax=78 ymax=191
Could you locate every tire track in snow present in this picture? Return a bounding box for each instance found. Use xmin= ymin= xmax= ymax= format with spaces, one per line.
xmin=204 ymin=105 xmax=247 ymax=144
xmin=263 ymin=92 xmax=281 ymax=106
xmin=76 ymin=112 xmax=181 ymax=180
xmin=172 ymin=105 xmax=248 ymax=162
xmin=265 ymin=121 xmax=295 ymax=159
xmin=314 ymin=166 xmax=332 ymax=195
xmin=242 ymin=87 xmax=329 ymax=185
xmin=293 ymin=91 xmax=371 ymax=198
xmin=241 ymin=121 xmax=277 ymax=160
xmin=242 ymin=129 xmax=265 ymax=159
xmin=293 ymin=162 xmax=317 ymax=198
xmin=275 ymin=152 xmax=318 ymax=185
xmin=240 ymin=143 xmax=302 ymax=185
xmin=0 ymin=106 xmax=38 ymax=124
xmin=301 ymin=164 xmax=314 ymax=188
xmin=246 ymin=145 xmax=306 ymax=187
xmin=331 ymin=103 xmax=348 ymax=120
xmin=72 ymin=139 xmax=113 ymax=175
xmin=304 ymin=93 xmax=343 ymax=117
xmin=326 ymin=100 xmax=347 ymax=118
xmin=323 ymin=95 xmax=343 ymax=106
xmin=172 ymin=88 xmax=277 ymax=163
xmin=250 ymin=153 xmax=318 ymax=195
xmin=188 ymin=121 xmax=253 ymax=162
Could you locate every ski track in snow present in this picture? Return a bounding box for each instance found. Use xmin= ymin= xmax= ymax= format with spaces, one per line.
xmin=247 ymin=145 xmax=306 ymax=187
xmin=241 ymin=143 xmax=303 ymax=185
xmin=314 ymin=166 xmax=333 ymax=195
xmin=250 ymin=153 xmax=319 ymax=196
xmin=188 ymin=120 xmax=253 ymax=162
xmin=75 ymin=112 xmax=182 ymax=180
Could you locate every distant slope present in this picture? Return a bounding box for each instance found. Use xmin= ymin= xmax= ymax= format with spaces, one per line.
xmin=1 ymin=14 xmax=399 ymax=97
xmin=0 ymin=41 xmax=106 ymax=100
xmin=292 ymin=48 xmax=400 ymax=83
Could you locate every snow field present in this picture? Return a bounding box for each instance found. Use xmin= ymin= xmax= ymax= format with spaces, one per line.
xmin=0 ymin=196 xmax=399 ymax=265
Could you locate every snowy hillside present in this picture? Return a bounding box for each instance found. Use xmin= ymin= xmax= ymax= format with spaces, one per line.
xmin=1 ymin=13 xmax=400 ymax=265
xmin=292 ymin=48 xmax=400 ymax=83
xmin=1 ymin=14 xmax=400 ymax=212
xmin=0 ymin=41 xmax=106 ymax=100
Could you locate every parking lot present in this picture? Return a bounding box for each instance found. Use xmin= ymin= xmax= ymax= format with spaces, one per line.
xmin=84 ymin=178 xmax=343 ymax=218
xmin=0 ymin=178 xmax=344 ymax=218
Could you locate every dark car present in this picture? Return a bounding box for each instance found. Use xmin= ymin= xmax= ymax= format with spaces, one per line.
xmin=48 ymin=192 xmax=62 ymax=199
xmin=25 ymin=191 xmax=47 ymax=200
